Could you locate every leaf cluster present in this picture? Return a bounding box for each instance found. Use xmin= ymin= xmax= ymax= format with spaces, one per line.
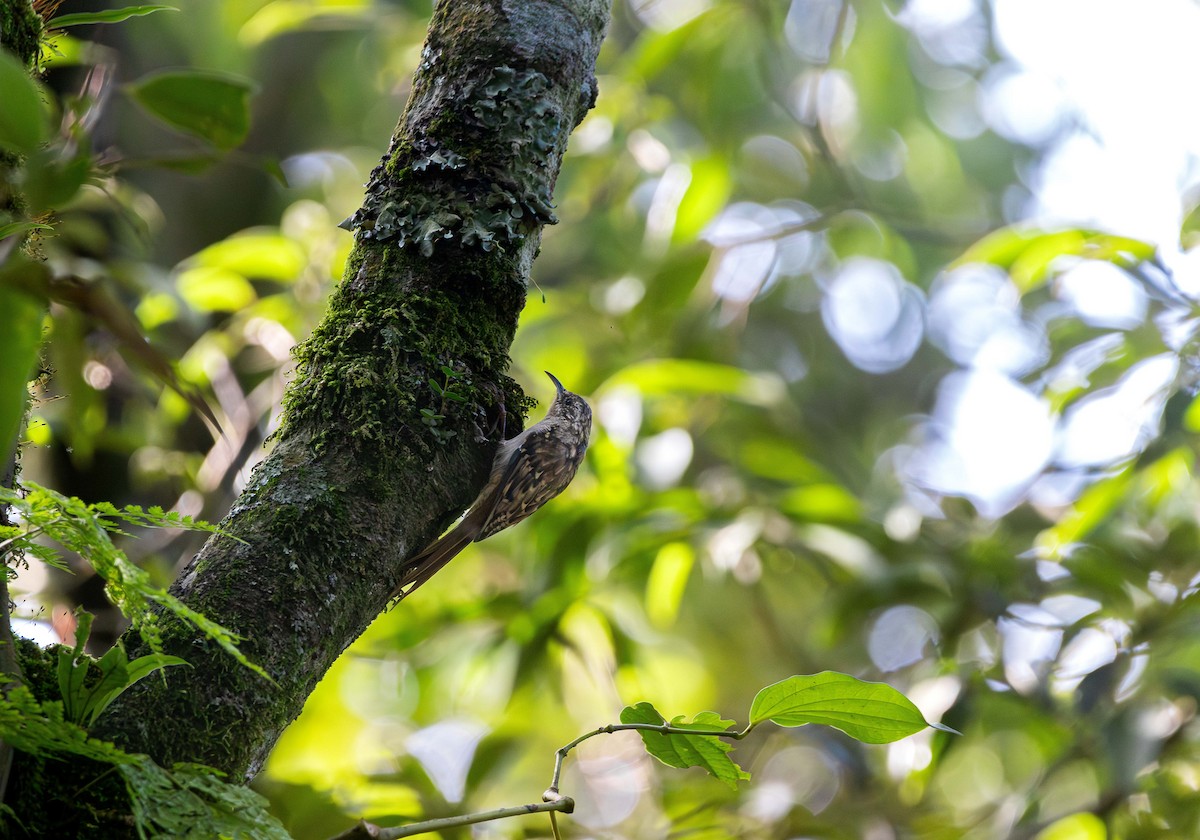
xmin=622 ymin=672 xmax=944 ymax=790
xmin=0 ymin=681 xmax=288 ymax=839
xmin=1 ymin=482 xmax=264 ymax=678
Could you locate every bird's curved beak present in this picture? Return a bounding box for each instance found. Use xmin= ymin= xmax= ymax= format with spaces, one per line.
xmin=545 ymin=371 xmax=565 ymax=395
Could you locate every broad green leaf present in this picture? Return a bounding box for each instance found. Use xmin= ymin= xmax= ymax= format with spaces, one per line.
xmin=603 ymin=359 xmax=782 ymax=405
xmin=780 ymin=484 xmax=863 ymax=522
xmin=239 ymin=0 xmax=371 ymax=46
xmin=58 ymin=611 xmax=97 ymax=725
xmin=49 ymin=5 xmax=177 ymax=27
xmin=127 ymin=70 xmax=256 ymax=149
xmin=21 ymin=148 xmax=93 ymax=212
xmin=194 ymin=233 xmax=306 ymax=282
xmin=78 ymin=644 xmax=133 ymax=726
xmin=1035 ymin=469 xmax=1132 ymax=557
xmin=675 ymin=155 xmax=731 ymax=242
xmin=748 ymin=672 xmax=929 ymax=744
xmin=1184 ymin=389 xmax=1200 ymax=433
xmin=85 ymin=653 xmax=188 ymax=725
xmin=645 ymin=541 xmax=693 ymax=628
xmin=956 ymin=226 xmax=1156 ymax=293
xmin=1034 ymin=812 xmax=1106 ymax=840
xmin=0 ymin=50 xmax=47 ymax=153
xmin=38 ymin=33 xmax=89 ymax=68
xmin=620 ymin=702 xmax=749 ymax=789
xmin=177 ymin=265 xmax=257 ymax=312
xmin=0 ymin=221 xmax=53 ymax=239
xmin=0 ymin=272 xmax=47 ymax=456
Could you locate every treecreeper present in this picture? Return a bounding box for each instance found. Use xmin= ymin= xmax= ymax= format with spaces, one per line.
xmin=392 ymin=371 xmax=592 ymax=599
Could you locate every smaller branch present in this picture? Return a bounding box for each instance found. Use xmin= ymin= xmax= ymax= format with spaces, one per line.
xmin=328 ymin=798 xmax=576 ymax=840
xmin=330 ymin=719 xmax=748 ymax=840
xmin=548 ymin=722 xmax=747 ymax=794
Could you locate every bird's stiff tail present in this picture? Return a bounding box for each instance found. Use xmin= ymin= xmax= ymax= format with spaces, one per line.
xmin=390 ymin=523 xmax=475 ymax=601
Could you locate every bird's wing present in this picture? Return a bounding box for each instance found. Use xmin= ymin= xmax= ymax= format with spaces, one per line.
xmin=476 ymin=424 xmax=582 ymax=540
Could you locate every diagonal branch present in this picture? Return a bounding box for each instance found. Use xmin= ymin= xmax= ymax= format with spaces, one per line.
xmin=93 ymin=0 xmax=611 ymax=779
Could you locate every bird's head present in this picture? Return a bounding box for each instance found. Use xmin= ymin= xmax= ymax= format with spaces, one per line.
xmin=544 ymin=371 xmax=592 ymax=429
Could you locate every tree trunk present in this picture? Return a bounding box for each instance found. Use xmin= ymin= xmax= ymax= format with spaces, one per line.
xmin=91 ymin=0 xmax=610 ymax=780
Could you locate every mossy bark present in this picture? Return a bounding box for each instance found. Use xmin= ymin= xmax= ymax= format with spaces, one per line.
xmin=91 ymin=0 xmax=610 ymax=780
xmin=1 ymin=0 xmax=42 ymax=219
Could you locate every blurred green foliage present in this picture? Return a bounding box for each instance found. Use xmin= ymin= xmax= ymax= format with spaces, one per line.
xmin=8 ymin=0 xmax=1200 ymax=838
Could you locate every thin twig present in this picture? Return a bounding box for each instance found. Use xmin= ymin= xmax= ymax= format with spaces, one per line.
xmin=328 ymin=798 xmax=575 ymax=840
xmin=547 ymin=722 xmax=748 ymax=795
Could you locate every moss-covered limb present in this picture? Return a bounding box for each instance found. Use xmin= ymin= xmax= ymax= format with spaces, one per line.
xmin=0 ymin=0 xmax=43 ymax=66
xmin=91 ymin=0 xmax=610 ymax=780
xmin=1 ymin=0 xmax=43 ymax=224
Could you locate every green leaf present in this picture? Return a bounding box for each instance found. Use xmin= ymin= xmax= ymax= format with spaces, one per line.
xmin=1183 ymin=202 xmax=1200 ymax=251
xmin=780 ymin=484 xmax=863 ymax=523
xmin=0 ymin=221 xmax=53 ymax=240
xmin=57 ymin=611 xmax=97 ymax=725
xmin=645 ymin=541 xmax=693 ymax=628
xmin=119 ymin=761 xmax=291 ymax=839
xmin=1034 ymin=812 xmax=1107 ymax=840
xmin=674 ymin=155 xmax=731 ymax=242
xmin=193 ymin=233 xmax=306 ymax=282
xmin=127 ymin=70 xmax=256 ymax=150
xmin=955 ymin=226 xmax=1156 ymax=293
xmin=620 ymin=702 xmax=749 ymax=789
xmin=0 ymin=484 xmax=267 ymax=681
xmin=0 ymin=50 xmax=47 ymax=153
xmin=85 ymin=653 xmax=188 ymax=725
xmin=177 ymin=265 xmax=257 ymax=312
xmin=239 ymin=0 xmax=372 ymax=46
xmin=0 ymin=272 xmax=47 ymax=454
xmin=0 ymin=684 xmax=139 ymax=765
xmin=748 ymin=672 xmax=929 ymax=744
xmin=79 ymin=644 xmax=132 ymax=725
xmin=56 ymin=611 xmax=185 ymax=727
xmin=1035 ymin=469 xmax=1131 ymax=558
xmin=49 ymin=5 xmax=177 ymax=27
xmin=603 ymin=358 xmax=782 ymax=405
xmin=21 ymin=148 xmax=93 ymax=213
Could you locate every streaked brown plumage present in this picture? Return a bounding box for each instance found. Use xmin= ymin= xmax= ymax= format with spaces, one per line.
xmin=391 ymin=371 xmax=591 ymax=600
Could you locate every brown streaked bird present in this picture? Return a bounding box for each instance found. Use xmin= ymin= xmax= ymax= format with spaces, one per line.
xmin=391 ymin=371 xmax=592 ymax=600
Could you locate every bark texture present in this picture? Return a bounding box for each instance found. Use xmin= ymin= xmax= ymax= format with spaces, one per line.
xmin=92 ymin=0 xmax=610 ymax=779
